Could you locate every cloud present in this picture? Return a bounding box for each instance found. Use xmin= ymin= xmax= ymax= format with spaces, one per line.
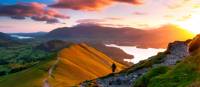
xmin=31 ymin=16 xmax=60 ymax=24
xmin=76 ymin=18 xmax=129 ymax=28
xmin=177 ymin=14 xmax=192 ymax=21
xmin=105 ymin=17 xmax=123 ymax=20
xmin=0 ymin=25 xmax=13 ymax=28
xmin=113 ymin=0 xmax=144 ymax=4
xmin=76 ymin=19 xmax=107 ymax=24
xmin=0 ymin=2 xmax=69 ymax=23
xmin=49 ymin=0 xmax=143 ymax=11
xmin=167 ymin=0 xmax=192 ymax=9
xmin=133 ymin=11 xmax=146 ymax=15
xmin=76 ymin=17 xmax=123 ymax=24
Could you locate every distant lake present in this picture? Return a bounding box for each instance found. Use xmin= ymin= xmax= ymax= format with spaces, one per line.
xmin=106 ymin=44 xmax=166 ymax=64
xmin=11 ymin=35 xmax=33 ymax=39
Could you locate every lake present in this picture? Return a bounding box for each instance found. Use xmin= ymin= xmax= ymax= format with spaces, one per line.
xmin=11 ymin=35 xmax=33 ymax=39
xmin=106 ymin=44 xmax=166 ymax=64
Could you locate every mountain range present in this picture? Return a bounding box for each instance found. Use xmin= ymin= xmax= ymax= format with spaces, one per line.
xmin=0 ymin=24 xmax=198 ymax=87
xmin=44 ymin=24 xmax=194 ymax=48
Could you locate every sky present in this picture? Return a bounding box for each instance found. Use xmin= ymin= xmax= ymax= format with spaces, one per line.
xmin=0 ymin=0 xmax=199 ymax=33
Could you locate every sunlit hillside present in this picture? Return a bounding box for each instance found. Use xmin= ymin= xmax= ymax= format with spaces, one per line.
xmin=48 ymin=43 xmax=126 ymax=86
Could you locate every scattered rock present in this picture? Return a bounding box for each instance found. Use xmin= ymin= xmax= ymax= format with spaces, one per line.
xmin=81 ymin=41 xmax=190 ymax=87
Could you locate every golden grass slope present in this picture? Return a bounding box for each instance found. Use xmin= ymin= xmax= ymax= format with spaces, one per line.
xmin=49 ymin=43 xmax=126 ymax=86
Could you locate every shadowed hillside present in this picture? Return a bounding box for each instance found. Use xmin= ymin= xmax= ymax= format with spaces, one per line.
xmin=89 ymin=43 xmax=133 ymax=66
xmin=48 ymin=43 xmax=126 ymax=86
xmin=0 ymin=32 xmax=19 ymax=47
xmin=189 ymin=34 xmax=200 ymax=52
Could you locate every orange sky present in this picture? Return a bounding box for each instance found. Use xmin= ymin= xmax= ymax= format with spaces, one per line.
xmin=0 ymin=0 xmax=199 ymax=33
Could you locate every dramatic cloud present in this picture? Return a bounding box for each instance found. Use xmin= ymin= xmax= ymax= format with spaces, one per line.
xmin=0 ymin=2 xmax=69 ymax=23
xmin=113 ymin=0 xmax=143 ymax=4
xmin=50 ymin=0 xmax=143 ymax=11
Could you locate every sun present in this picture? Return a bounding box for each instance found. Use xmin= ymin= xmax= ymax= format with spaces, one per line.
xmin=174 ymin=15 xmax=200 ymax=34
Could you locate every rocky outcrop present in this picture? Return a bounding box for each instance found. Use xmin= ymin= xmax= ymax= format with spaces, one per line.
xmin=160 ymin=41 xmax=189 ymax=66
xmin=81 ymin=41 xmax=190 ymax=87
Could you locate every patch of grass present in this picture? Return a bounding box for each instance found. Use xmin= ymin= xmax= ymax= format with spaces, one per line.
xmin=134 ymin=50 xmax=200 ymax=87
xmin=133 ymin=66 xmax=169 ymax=87
xmin=0 ymin=44 xmax=55 ymax=76
xmin=0 ymin=56 xmax=57 ymax=87
xmin=148 ymin=64 xmax=199 ymax=87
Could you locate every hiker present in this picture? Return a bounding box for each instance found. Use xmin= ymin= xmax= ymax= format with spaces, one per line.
xmin=111 ymin=63 xmax=117 ymax=73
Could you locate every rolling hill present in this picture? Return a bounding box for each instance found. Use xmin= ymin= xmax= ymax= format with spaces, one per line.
xmin=36 ymin=40 xmax=133 ymax=66
xmin=48 ymin=43 xmax=126 ymax=86
xmin=44 ymin=24 xmax=194 ymax=48
xmin=0 ymin=32 xmax=13 ymax=41
xmin=0 ymin=43 xmax=126 ymax=87
xmin=0 ymin=32 xmax=19 ymax=47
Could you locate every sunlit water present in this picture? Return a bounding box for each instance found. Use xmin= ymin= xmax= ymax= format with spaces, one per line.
xmin=11 ymin=35 xmax=33 ymax=39
xmin=106 ymin=44 xmax=166 ymax=64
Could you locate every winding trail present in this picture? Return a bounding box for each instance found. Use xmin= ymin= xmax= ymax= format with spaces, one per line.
xmin=43 ymin=57 xmax=60 ymax=87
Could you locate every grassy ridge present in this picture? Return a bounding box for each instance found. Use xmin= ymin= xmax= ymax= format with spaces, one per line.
xmin=49 ymin=43 xmax=126 ymax=86
xmin=133 ymin=48 xmax=200 ymax=87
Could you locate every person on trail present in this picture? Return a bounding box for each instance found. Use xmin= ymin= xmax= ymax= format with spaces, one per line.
xmin=111 ymin=63 xmax=117 ymax=73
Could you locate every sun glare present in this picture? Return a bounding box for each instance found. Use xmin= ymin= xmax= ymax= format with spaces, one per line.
xmin=175 ymin=15 xmax=200 ymax=34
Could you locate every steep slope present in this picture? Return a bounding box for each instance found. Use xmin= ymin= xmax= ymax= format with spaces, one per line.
xmin=45 ymin=24 xmax=194 ymax=48
xmin=189 ymin=34 xmax=200 ymax=52
xmin=133 ymin=36 xmax=200 ymax=87
xmin=48 ymin=43 xmax=126 ymax=86
xmin=81 ymin=37 xmax=191 ymax=87
xmin=139 ymin=50 xmax=200 ymax=87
